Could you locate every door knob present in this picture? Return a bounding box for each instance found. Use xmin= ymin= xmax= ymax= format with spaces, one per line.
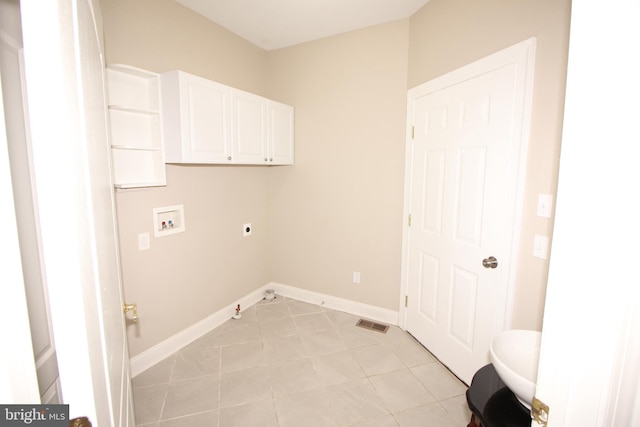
xmin=123 ymin=303 xmax=138 ymax=321
xmin=482 ymin=256 xmax=498 ymax=269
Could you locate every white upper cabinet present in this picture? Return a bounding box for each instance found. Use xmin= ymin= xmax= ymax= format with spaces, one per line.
xmin=268 ymin=100 xmax=295 ymax=165
xmin=161 ymin=70 xmax=294 ymax=165
xmin=106 ymin=64 xmax=166 ymax=188
xmin=232 ymin=89 xmax=268 ymax=164
xmin=161 ymin=71 xmax=232 ymax=163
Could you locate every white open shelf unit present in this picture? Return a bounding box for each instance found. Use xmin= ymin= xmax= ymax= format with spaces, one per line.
xmin=106 ymin=64 xmax=166 ymax=188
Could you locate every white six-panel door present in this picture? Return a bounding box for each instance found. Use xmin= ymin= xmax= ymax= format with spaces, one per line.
xmin=402 ymin=39 xmax=536 ymax=384
xmin=20 ymin=0 xmax=134 ymax=424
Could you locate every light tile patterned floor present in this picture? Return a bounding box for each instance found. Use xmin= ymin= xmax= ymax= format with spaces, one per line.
xmin=132 ymin=296 xmax=472 ymax=426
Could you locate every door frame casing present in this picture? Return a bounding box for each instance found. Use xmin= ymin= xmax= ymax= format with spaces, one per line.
xmin=399 ymin=38 xmax=537 ymax=333
xmin=0 ymin=67 xmax=41 ymax=405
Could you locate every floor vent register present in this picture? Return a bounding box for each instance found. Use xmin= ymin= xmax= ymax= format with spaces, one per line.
xmin=355 ymin=319 xmax=389 ymax=334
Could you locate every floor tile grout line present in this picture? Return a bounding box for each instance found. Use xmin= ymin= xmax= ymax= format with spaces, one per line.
xmin=158 ymin=408 xmax=217 ymax=425
xmin=156 ymin=352 xmax=178 ymax=423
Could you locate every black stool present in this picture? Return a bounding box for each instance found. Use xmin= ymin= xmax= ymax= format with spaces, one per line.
xmin=466 ymin=364 xmax=531 ymax=427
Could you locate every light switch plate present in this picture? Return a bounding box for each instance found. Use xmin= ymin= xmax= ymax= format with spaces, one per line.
xmin=138 ymin=232 xmax=150 ymax=251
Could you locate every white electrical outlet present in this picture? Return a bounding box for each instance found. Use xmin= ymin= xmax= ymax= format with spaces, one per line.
xmin=537 ymin=194 xmax=553 ymax=218
xmin=353 ymin=271 xmax=361 ymax=284
xmin=533 ymin=235 xmax=549 ymax=259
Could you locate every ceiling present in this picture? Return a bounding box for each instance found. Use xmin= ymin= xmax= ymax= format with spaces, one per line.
xmin=175 ymin=0 xmax=430 ymax=51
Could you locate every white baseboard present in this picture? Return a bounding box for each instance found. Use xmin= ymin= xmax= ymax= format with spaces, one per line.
xmin=130 ymin=282 xmax=399 ymax=377
xmin=129 ymin=284 xmax=270 ymax=377
xmin=268 ymin=282 xmax=399 ymax=326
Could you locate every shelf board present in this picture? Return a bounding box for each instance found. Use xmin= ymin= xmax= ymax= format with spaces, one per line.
xmin=111 ymin=145 xmax=162 ymax=151
xmin=114 ymin=182 xmax=166 ymax=189
xmin=108 ymin=105 xmax=159 ymax=115
xmin=107 ymin=64 xmax=159 ymax=79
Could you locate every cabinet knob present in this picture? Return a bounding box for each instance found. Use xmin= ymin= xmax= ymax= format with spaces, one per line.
xmin=227 ymin=156 xmax=232 ymax=161
xmin=270 ymin=158 xmax=273 ymax=162
xmin=264 ymin=158 xmax=268 ymax=162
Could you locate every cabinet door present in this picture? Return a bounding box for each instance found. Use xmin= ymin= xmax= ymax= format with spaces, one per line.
xmin=162 ymin=71 xmax=232 ymax=163
xmin=183 ymin=75 xmax=232 ymax=163
xmin=232 ymin=89 xmax=268 ymax=164
xmin=268 ymin=100 xmax=295 ymax=165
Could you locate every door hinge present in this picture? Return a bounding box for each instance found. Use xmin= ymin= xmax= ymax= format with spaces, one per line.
xmin=408 ymin=214 xmax=412 ymax=227
xmin=411 ymin=126 xmax=415 ymax=139
xmin=405 ymin=295 xmax=408 ymax=307
xmin=531 ymin=397 xmax=549 ymax=426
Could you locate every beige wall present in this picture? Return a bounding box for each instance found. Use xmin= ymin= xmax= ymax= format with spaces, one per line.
xmin=101 ymin=0 xmax=267 ymax=95
xmin=102 ymin=0 xmax=570 ymax=356
xmin=266 ymin=20 xmax=411 ymax=310
xmin=100 ymin=0 xmax=271 ymax=356
xmin=408 ymin=0 xmax=571 ymax=328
